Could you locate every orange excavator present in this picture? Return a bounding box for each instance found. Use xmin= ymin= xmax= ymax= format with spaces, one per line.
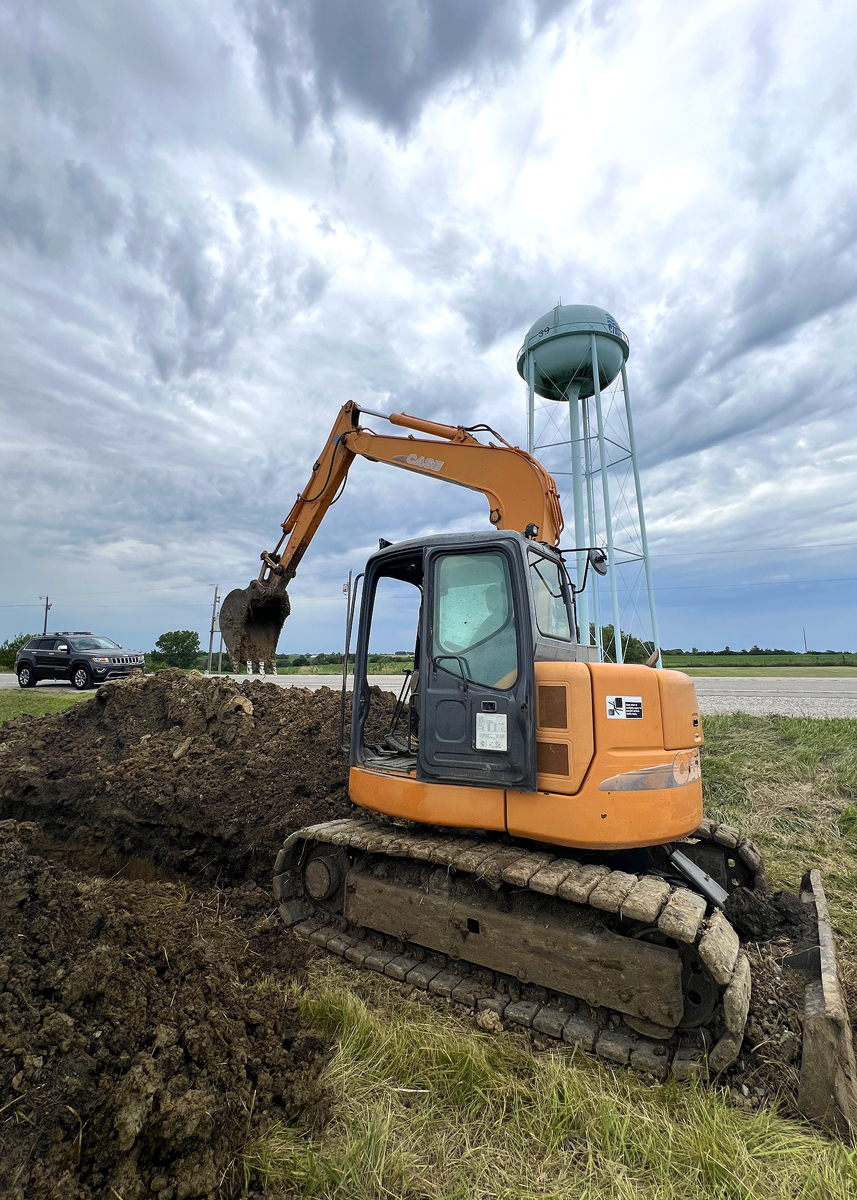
xmin=222 ymin=402 xmax=856 ymax=1133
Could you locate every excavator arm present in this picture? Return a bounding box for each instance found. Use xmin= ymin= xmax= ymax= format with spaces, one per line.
xmin=219 ymin=401 xmax=564 ymax=670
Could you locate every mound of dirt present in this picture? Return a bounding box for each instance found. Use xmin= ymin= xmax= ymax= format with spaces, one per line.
xmin=0 ymin=670 xmax=396 ymax=885
xmin=0 ymin=820 xmax=327 ymax=1200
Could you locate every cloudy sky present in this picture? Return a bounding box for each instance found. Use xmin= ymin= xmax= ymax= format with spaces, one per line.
xmin=2 ymin=0 xmax=856 ymax=657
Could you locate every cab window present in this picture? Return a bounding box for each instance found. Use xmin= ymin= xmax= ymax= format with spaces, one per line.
xmin=432 ymin=552 xmax=518 ymax=689
xmin=528 ymin=551 xmax=572 ymax=640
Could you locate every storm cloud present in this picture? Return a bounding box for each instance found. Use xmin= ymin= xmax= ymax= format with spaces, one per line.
xmin=1 ymin=0 xmax=856 ymax=654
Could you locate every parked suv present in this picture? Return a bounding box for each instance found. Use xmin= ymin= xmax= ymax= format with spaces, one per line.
xmin=15 ymin=632 xmax=146 ymax=691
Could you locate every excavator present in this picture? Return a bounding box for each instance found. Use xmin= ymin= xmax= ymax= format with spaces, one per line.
xmin=222 ymin=401 xmax=857 ymax=1134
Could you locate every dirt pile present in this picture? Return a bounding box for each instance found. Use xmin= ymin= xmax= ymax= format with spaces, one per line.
xmin=0 ymin=820 xmax=327 ymax=1200
xmin=0 ymin=670 xmax=395 ymax=885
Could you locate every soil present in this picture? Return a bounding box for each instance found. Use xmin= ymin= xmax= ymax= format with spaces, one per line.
xmin=0 ymin=821 xmax=326 ymax=1200
xmin=0 ymin=669 xmax=396 ymax=885
xmin=0 ymin=672 xmax=397 ymax=1199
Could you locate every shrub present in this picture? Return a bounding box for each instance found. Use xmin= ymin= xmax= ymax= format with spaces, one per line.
xmin=150 ymin=630 xmax=201 ymax=669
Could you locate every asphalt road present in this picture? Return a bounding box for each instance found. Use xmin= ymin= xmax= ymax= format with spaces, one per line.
xmin=3 ymin=671 xmax=857 ymax=717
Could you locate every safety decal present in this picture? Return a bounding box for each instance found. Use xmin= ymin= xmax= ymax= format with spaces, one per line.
xmin=606 ymin=695 xmax=643 ymax=719
xmin=476 ymin=712 xmax=508 ymax=751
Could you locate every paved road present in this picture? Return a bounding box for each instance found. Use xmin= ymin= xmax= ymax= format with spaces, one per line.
xmin=691 ymin=677 xmax=857 ymax=718
xmin=3 ymin=672 xmax=856 ymax=717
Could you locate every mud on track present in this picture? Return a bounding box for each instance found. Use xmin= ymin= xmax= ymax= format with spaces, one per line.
xmin=0 ymin=671 xmax=396 ymax=1199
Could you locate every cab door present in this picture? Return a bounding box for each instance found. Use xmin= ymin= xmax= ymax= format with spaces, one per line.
xmin=418 ymin=542 xmax=536 ymax=789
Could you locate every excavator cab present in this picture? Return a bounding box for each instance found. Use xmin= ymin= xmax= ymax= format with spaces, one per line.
xmin=350 ymin=529 xmax=596 ymax=796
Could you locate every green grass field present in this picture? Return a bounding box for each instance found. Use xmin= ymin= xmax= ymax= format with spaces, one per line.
xmin=0 ymin=690 xmax=89 ymax=726
xmin=678 ymin=666 xmax=857 ymax=678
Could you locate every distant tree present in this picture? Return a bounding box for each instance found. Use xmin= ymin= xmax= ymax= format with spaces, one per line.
xmin=0 ymin=632 xmax=34 ymax=671
xmin=592 ymin=624 xmax=654 ymax=664
xmin=152 ymin=630 xmax=200 ymax=669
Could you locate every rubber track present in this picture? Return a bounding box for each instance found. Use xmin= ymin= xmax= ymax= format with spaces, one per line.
xmin=274 ymin=817 xmax=758 ymax=1075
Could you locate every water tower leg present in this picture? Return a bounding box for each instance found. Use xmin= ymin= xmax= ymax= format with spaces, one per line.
xmin=567 ymin=386 xmax=590 ymax=644
xmin=591 ymin=335 xmax=624 ymax=664
xmin=527 ymin=357 xmax=536 ymax=455
xmin=621 ymin=364 xmax=661 ymax=666
xmin=582 ymin=397 xmax=603 ymax=662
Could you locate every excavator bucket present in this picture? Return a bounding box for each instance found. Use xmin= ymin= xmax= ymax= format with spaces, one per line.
xmin=219 ymin=578 xmax=290 ymax=674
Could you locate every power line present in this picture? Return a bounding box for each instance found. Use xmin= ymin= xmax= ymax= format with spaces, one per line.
xmin=656 ymin=574 xmax=857 ymax=592
xmin=649 ymin=539 xmax=857 ymax=558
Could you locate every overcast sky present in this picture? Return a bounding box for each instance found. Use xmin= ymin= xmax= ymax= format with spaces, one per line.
xmin=2 ymin=0 xmax=856 ymax=657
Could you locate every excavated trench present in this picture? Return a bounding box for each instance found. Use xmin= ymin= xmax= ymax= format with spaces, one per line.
xmin=0 ymin=671 xmax=833 ymax=1197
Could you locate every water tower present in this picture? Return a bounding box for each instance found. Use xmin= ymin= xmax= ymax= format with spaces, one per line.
xmin=516 ymin=304 xmax=659 ymax=664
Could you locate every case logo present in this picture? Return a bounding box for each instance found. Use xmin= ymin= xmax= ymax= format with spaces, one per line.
xmin=394 ymin=453 xmax=445 ymax=473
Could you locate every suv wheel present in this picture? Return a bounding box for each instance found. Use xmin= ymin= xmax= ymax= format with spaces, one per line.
xmin=17 ymin=664 xmax=36 ymax=689
xmin=71 ymin=664 xmax=92 ymax=691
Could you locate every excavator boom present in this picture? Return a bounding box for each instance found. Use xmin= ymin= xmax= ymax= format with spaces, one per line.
xmin=219 ymin=401 xmax=563 ymax=671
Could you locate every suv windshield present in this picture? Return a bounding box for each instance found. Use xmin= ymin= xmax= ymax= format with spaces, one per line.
xmin=70 ymin=637 xmax=120 ymax=650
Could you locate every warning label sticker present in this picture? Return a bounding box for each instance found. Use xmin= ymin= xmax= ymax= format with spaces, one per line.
xmin=475 ymin=712 xmax=508 ymax=751
xmin=606 ymin=695 xmax=643 ymax=720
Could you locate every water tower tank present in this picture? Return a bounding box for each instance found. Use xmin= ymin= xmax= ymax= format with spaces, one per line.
xmin=516 ymin=304 xmax=629 ymax=400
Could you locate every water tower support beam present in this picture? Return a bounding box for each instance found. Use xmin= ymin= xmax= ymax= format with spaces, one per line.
xmin=621 ymin=364 xmax=661 ymax=666
xmin=527 ymin=356 xmax=536 ymax=455
xmin=566 ymin=385 xmax=590 ymax=643
xmin=591 ymin=335 xmax=624 ymax=663
xmin=582 ymin=397 xmax=603 ymax=661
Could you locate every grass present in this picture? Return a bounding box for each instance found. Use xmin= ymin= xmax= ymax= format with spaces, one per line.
xmin=242 ymin=962 xmax=857 ymax=1200
xmin=678 ymin=667 xmax=857 ymax=678
xmin=0 ymin=690 xmax=89 ymax=726
xmin=242 ymin=713 xmax=857 ymax=1199
xmin=700 ymin=714 xmax=857 ymax=973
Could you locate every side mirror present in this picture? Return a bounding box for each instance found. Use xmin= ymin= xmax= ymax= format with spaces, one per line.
xmin=57 ymin=644 xmax=68 ymax=652
xmin=588 ymin=548 xmax=608 ymax=577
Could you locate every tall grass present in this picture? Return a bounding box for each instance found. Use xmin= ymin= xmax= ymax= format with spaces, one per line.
xmin=701 ymin=714 xmax=857 ymax=965
xmin=244 ymin=963 xmax=857 ymax=1199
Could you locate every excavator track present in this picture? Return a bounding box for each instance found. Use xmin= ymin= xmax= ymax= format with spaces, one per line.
xmin=274 ymin=816 xmax=759 ymax=1078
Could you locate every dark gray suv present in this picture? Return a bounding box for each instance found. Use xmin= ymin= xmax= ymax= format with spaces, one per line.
xmin=15 ymin=632 xmax=145 ymax=691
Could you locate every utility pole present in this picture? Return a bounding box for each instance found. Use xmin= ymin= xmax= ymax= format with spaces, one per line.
xmin=206 ymin=585 xmax=220 ymax=674
xmin=803 ymin=627 xmax=808 ymax=654
xmin=341 ymin=571 xmax=352 ymax=694
xmin=217 ymin=631 xmax=223 ymax=675
xmin=39 ymin=595 xmax=52 ymax=635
